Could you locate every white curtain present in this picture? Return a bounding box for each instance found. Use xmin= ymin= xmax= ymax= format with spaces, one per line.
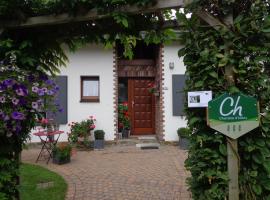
xmin=83 ymin=80 xmax=99 ymax=97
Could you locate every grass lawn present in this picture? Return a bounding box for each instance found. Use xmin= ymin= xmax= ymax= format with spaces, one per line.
xmin=20 ymin=163 xmax=67 ymax=200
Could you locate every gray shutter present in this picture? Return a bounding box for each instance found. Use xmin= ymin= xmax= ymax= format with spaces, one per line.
xmin=47 ymin=76 xmax=68 ymax=124
xmin=172 ymin=75 xmax=186 ymax=116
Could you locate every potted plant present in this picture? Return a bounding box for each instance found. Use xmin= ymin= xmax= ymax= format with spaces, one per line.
xmin=118 ymin=102 xmax=130 ymax=138
xmin=177 ymin=127 xmax=191 ymax=150
xmin=68 ymin=116 xmax=96 ymax=148
xmin=147 ymin=82 xmax=159 ymax=96
xmin=52 ymin=143 xmax=72 ymax=164
xmin=94 ymin=130 xmax=105 ymax=149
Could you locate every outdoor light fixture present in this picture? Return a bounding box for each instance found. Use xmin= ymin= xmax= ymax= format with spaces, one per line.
xmin=169 ymin=62 xmax=174 ymax=70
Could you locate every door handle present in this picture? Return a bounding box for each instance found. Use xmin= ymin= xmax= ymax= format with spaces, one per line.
xmin=132 ymin=101 xmax=134 ymax=108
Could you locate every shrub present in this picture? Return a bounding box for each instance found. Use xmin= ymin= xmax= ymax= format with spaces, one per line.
xmin=52 ymin=143 xmax=72 ymax=160
xmin=68 ymin=116 xmax=96 ymax=144
xmin=177 ymin=127 xmax=191 ymax=138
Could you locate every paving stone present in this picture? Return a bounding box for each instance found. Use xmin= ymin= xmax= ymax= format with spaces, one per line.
xmin=22 ymin=144 xmax=191 ymax=200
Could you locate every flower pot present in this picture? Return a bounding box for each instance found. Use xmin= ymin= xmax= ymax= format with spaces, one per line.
xmin=52 ymin=154 xmax=71 ymax=165
xmin=94 ymin=140 xmax=104 ymax=149
xmin=122 ymin=129 xmax=130 ymax=138
xmin=179 ymin=137 xmax=189 ymax=150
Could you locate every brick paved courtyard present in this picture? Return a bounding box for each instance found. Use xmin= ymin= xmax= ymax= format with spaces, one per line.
xmin=22 ymin=144 xmax=191 ymax=200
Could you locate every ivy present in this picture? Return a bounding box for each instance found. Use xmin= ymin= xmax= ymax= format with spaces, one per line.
xmin=179 ymin=1 xmax=270 ymax=199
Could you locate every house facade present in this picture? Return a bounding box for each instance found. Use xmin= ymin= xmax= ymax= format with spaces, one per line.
xmin=30 ymin=43 xmax=187 ymax=142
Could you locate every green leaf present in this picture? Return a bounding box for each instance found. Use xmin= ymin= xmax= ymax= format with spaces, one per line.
xmin=255 ymin=139 xmax=265 ymax=147
xmin=121 ymin=18 xmax=129 ymax=28
xmin=209 ymin=72 xmax=218 ymax=78
xmin=194 ymin=81 xmax=203 ymax=88
xmin=262 ymin=28 xmax=270 ymax=33
xmin=252 ymin=153 xmax=264 ymax=164
xmin=228 ymin=86 xmax=240 ymax=94
xmin=215 ymin=53 xmax=224 ymax=58
xmin=189 ymin=117 xmax=200 ymax=126
xmin=249 ymin=171 xmax=257 ymax=177
xmin=252 ymin=184 xmax=262 ymax=195
xmin=219 ymin=144 xmax=227 ymax=156
xmin=178 ymin=48 xmax=186 ymax=57
xmin=218 ymin=57 xmax=228 ymax=67
xmin=262 ymin=179 xmax=270 ymax=190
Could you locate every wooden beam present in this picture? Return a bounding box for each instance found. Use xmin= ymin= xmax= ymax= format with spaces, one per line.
xmin=196 ymin=10 xmax=228 ymax=31
xmin=0 ymin=0 xmax=184 ymax=29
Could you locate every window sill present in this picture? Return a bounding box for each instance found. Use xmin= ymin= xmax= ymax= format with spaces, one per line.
xmin=80 ymin=99 xmax=100 ymax=103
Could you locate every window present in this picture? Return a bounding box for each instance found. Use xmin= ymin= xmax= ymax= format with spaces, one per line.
xmin=81 ymin=76 xmax=99 ymax=102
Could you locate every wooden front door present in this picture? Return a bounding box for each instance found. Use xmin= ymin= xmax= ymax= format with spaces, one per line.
xmin=128 ymin=78 xmax=155 ymax=135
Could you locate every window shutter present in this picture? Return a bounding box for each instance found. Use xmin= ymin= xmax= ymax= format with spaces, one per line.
xmin=47 ymin=76 xmax=68 ymax=124
xmin=172 ymin=75 xmax=186 ymax=116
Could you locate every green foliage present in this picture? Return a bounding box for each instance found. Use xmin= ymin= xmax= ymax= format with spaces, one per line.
xmin=94 ymin=130 xmax=105 ymax=140
xmin=177 ymin=127 xmax=191 ymax=138
xmin=179 ymin=1 xmax=270 ymax=199
xmin=19 ymin=163 xmax=67 ymax=200
xmin=68 ymin=116 xmax=96 ymax=145
xmin=52 ymin=143 xmax=72 ymax=160
xmin=118 ymin=102 xmax=130 ymax=130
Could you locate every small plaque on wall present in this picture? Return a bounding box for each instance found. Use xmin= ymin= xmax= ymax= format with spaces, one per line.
xmin=188 ymin=91 xmax=212 ymax=108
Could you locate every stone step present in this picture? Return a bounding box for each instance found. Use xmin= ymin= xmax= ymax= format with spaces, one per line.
xmin=136 ymin=143 xmax=160 ymax=149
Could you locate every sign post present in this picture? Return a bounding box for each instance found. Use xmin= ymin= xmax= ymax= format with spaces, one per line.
xmin=208 ymin=93 xmax=259 ymax=200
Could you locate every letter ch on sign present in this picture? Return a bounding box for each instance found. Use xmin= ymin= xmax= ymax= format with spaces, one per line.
xmin=219 ymin=96 xmax=243 ymax=117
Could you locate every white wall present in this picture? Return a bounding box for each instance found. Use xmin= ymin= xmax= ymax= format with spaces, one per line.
xmin=30 ymin=44 xmax=115 ymax=142
xmin=163 ymin=44 xmax=187 ymax=141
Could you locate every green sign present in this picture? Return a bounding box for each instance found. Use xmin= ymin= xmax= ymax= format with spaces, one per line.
xmin=208 ymin=93 xmax=259 ymax=139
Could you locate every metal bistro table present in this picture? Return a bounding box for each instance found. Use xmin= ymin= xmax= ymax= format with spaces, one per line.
xmin=33 ymin=129 xmax=64 ymax=164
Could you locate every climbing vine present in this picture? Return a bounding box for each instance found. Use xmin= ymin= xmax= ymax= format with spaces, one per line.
xmin=0 ymin=1 xmax=176 ymax=199
xmin=177 ymin=1 xmax=270 ymax=199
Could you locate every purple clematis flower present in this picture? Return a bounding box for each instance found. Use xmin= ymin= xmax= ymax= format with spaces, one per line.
xmin=28 ymin=75 xmax=35 ymax=82
xmin=45 ymin=79 xmax=54 ymax=85
xmin=3 ymin=79 xmax=14 ymax=87
xmin=42 ymin=87 xmax=48 ymax=93
xmin=12 ymin=98 xmax=19 ymax=105
xmin=0 ymin=96 xmax=5 ymax=103
xmin=39 ymin=73 xmax=48 ymax=81
xmin=11 ymin=111 xmax=25 ymax=120
xmin=19 ymin=98 xmax=27 ymax=106
xmin=32 ymin=102 xmax=39 ymax=109
xmin=37 ymin=89 xmax=45 ymax=96
xmin=4 ymin=115 xmax=10 ymax=121
xmin=47 ymin=90 xmax=55 ymax=95
xmin=0 ymin=110 xmax=4 ymax=119
xmin=16 ymin=88 xmax=28 ymax=96
xmin=32 ymin=86 xmax=39 ymax=93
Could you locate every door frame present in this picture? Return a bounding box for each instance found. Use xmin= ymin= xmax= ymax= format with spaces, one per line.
xmin=128 ymin=78 xmax=155 ymax=135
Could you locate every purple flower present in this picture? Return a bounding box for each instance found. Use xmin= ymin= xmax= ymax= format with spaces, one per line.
xmin=11 ymin=111 xmax=25 ymax=120
xmin=32 ymin=102 xmax=39 ymax=109
xmin=42 ymin=87 xmax=48 ymax=93
xmin=19 ymin=98 xmax=27 ymax=106
xmin=32 ymin=86 xmax=39 ymax=93
xmin=54 ymin=85 xmax=60 ymax=91
xmin=3 ymin=79 xmax=14 ymax=87
xmin=0 ymin=96 xmax=5 ymax=103
xmin=45 ymin=79 xmax=54 ymax=85
xmin=28 ymin=75 xmax=35 ymax=82
xmin=4 ymin=115 xmax=10 ymax=121
xmin=0 ymin=110 xmax=4 ymax=119
xmin=37 ymin=89 xmax=45 ymax=96
xmin=16 ymin=88 xmax=28 ymax=96
xmin=12 ymin=98 xmax=19 ymax=105
xmin=47 ymin=90 xmax=55 ymax=95
xmin=39 ymin=73 xmax=48 ymax=81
